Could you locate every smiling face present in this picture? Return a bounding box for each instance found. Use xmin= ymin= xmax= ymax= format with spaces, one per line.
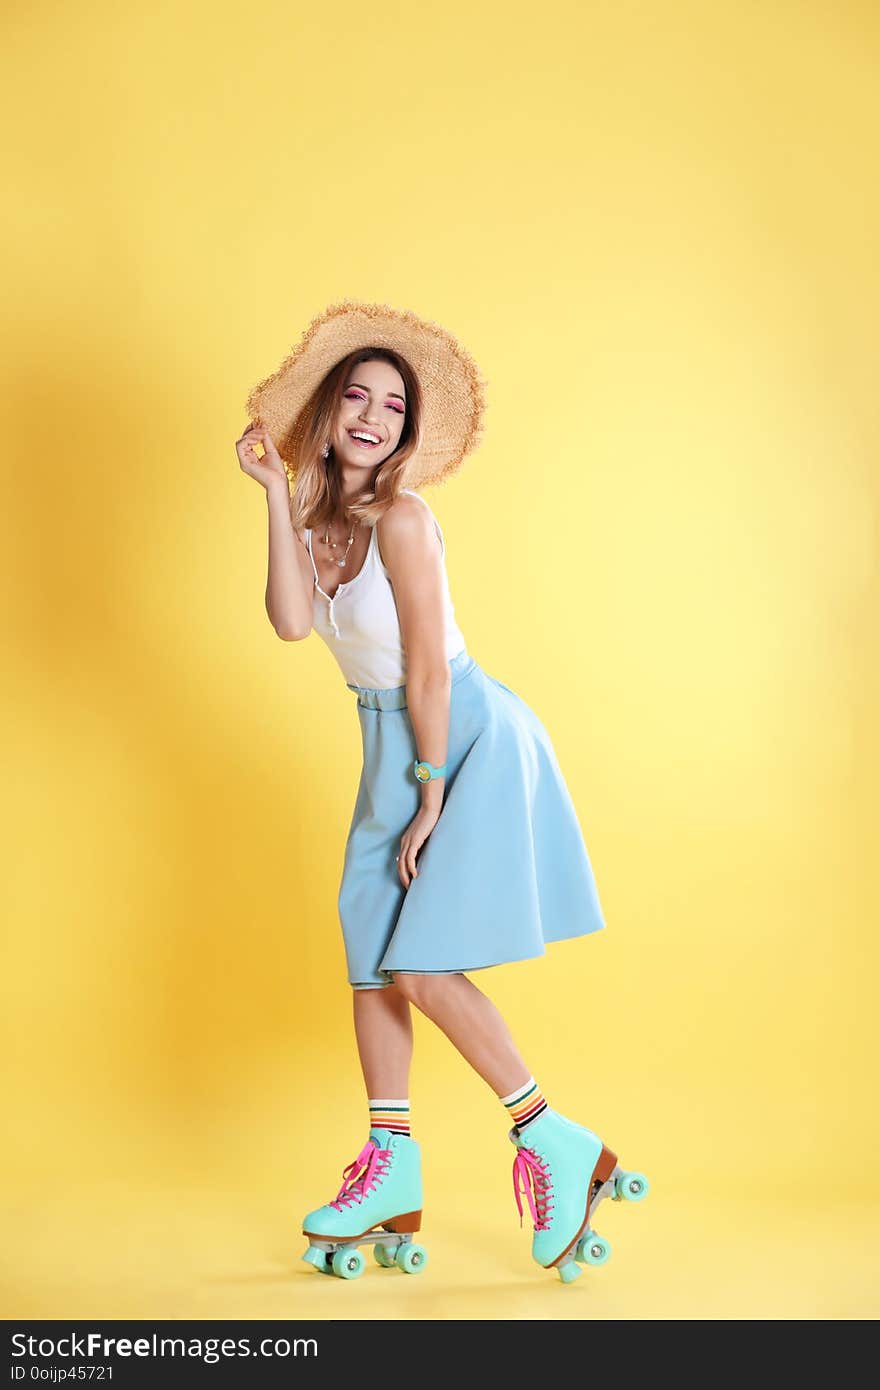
xmin=331 ymin=357 xmax=407 ymax=473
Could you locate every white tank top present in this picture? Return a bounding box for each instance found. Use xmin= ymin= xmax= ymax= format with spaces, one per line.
xmin=304 ymin=489 xmax=467 ymax=689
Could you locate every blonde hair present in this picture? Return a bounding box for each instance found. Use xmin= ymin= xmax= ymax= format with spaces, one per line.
xmin=288 ymin=348 xmax=424 ymax=532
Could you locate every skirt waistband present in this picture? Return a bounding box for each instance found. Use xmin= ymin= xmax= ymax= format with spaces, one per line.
xmin=347 ymin=648 xmax=476 ymax=710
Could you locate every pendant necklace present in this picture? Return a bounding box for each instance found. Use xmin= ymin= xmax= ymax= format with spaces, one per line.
xmin=322 ymin=514 xmax=357 ymax=568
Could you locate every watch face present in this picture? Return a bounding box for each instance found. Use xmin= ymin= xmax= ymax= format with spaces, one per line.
xmin=415 ymin=763 xmax=430 ymax=781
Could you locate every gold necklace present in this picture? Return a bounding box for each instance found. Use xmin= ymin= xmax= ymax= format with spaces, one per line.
xmin=321 ymin=514 xmax=357 ymax=568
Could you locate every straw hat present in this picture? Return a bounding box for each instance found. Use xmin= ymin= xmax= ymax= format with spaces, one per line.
xmin=244 ymin=298 xmax=488 ymax=489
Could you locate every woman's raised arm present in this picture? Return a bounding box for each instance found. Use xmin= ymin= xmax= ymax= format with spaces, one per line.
xmin=235 ymin=423 xmax=314 ymax=640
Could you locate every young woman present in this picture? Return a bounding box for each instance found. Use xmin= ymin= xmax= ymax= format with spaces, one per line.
xmin=237 ymin=300 xmax=648 ymax=1283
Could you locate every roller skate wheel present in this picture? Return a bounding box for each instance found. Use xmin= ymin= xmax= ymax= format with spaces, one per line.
xmin=302 ymin=1244 xmax=330 ymax=1274
xmin=557 ymin=1258 xmax=583 ymax=1283
xmin=331 ymin=1247 xmax=366 ymax=1279
xmin=396 ymin=1242 xmax=428 ymax=1274
xmin=373 ymin=1242 xmax=397 ymax=1268
xmin=576 ymin=1231 xmax=611 ymax=1266
xmin=615 ymin=1170 xmax=649 ymax=1202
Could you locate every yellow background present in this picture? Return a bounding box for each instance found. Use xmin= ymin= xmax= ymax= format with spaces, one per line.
xmin=2 ymin=1 xmax=878 ymax=1319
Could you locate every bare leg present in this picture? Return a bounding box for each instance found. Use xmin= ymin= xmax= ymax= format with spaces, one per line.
xmin=393 ymin=973 xmax=531 ymax=1096
xmin=352 ymin=982 xmax=414 ymax=1098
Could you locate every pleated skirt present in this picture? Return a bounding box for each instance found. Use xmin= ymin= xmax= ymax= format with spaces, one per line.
xmin=338 ymin=648 xmax=607 ymax=989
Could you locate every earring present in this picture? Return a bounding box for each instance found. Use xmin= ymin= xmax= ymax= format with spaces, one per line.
xmin=321 ymin=442 xmax=330 ymax=459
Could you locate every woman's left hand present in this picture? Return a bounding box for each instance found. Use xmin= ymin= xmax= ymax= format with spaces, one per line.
xmin=396 ymin=804 xmax=441 ymax=889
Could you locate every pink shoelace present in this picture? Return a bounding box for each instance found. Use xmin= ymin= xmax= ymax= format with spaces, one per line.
xmin=330 ymin=1140 xmax=391 ymax=1212
xmin=512 ymin=1146 xmax=554 ymax=1231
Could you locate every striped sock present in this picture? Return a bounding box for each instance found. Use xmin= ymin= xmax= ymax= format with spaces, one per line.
xmin=500 ymin=1076 xmax=548 ymax=1133
xmin=369 ymin=1098 xmax=411 ymax=1137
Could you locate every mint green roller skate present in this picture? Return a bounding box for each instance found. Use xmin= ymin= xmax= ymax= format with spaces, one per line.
xmin=510 ymin=1108 xmax=649 ymax=1283
xmin=301 ymin=1129 xmax=427 ymax=1279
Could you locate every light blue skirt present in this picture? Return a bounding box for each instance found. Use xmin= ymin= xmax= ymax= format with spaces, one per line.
xmin=338 ymin=648 xmax=607 ymax=989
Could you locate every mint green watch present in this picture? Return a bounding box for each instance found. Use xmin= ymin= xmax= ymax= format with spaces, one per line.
xmin=413 ymin=758 xmax=447 ymax=783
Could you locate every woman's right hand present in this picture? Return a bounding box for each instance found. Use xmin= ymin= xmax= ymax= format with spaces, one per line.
xmin=236 ymin=422 xmax=289 ymax=492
